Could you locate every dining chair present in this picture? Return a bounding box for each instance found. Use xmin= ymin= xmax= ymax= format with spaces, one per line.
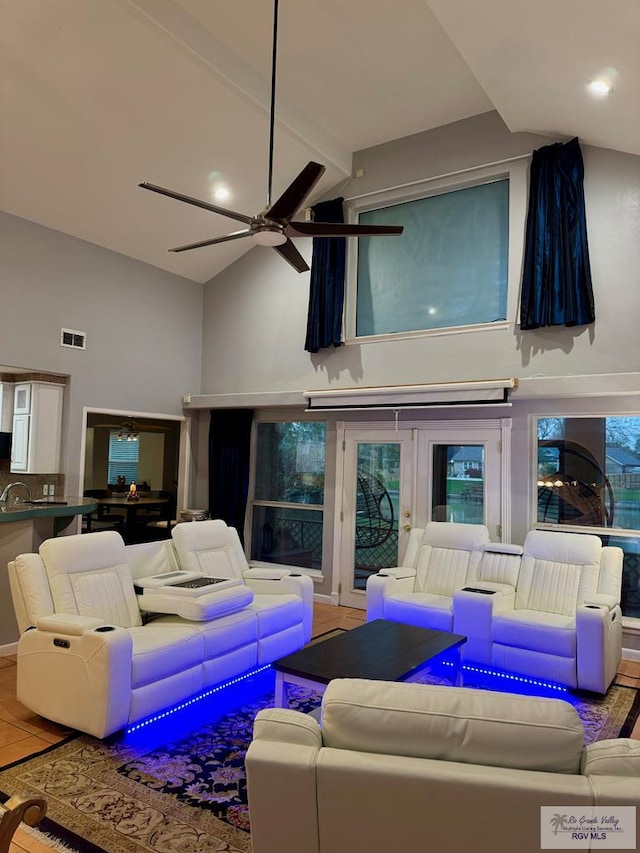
xmin=82 ymin=489 xmax=125 ymax=533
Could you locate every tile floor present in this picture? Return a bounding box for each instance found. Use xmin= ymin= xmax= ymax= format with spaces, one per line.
xmin=1 ymin=602 xmax=639 ymax=851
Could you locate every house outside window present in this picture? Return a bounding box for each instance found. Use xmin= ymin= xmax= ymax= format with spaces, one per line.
xmin=250 ymin=421 xmax=325 ymax=571
xmin=536 ymin=415 xmax=640 ymax=619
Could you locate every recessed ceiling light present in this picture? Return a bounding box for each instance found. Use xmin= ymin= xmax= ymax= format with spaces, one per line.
xmin=214 ymin=186 xmax=231 ymax=202
xmin=587 ymin=79 xmax=613 ymax=96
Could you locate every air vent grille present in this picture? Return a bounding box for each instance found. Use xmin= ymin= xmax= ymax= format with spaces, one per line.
xmin=60 ymin=328 xmax=86 ymax=350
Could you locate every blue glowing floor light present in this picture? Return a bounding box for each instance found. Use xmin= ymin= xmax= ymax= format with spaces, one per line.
xmin=126 ymin=664 xmax=272 ymax=734
xmin=433 ymin=658 xmax=569 ymax=694
xmin=127 ymin=660 xmax=570 ymax=738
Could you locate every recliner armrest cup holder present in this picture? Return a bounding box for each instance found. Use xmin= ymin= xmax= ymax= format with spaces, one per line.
xmin=461 ymin=587 xmax=497 ymax=595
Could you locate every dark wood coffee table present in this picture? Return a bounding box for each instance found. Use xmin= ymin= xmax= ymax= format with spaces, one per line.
xmin=272 ymin=618 xmax=467 ymax=707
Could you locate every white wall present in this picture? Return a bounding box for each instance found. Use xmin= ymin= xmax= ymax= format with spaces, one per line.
xmin=0 ymin=212 xmax=204 ymax=493
xmin=83 ymin=427 xmax=95 ymax=490
xmin=200 ymin=112 xmax=640 ymax=397
xmin=197 ymin=113 xmax=640 ymax=620
xmin=138 ymin=432 xmax=165 ymax=490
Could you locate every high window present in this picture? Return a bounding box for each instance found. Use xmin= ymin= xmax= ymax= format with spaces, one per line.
xmin=536 ymin=415 xmax=640 ymax=619
xmin=344 ymin=163 xmax=526 ymax=343
xmin=250 ymin=422 xmax=326 ymax=572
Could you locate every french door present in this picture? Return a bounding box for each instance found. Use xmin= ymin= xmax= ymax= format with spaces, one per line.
xmin=337 ymin=429 xmax=415 ymax=608
xmin=336 ymin=419 xmax=509 ymax=608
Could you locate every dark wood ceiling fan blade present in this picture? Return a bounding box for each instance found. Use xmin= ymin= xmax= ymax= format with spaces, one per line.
xmin=139 ymin=182 xmax=253 ymax=225
xmin=286 ymin=222 xmax=404 ymax=237
xmin=273 ymin=238 xmax=309 ymax=272
xmin=266 ymin=162 xmax=326 ymax=222
xmin=169 ymin=229 xmax=252 ymax=253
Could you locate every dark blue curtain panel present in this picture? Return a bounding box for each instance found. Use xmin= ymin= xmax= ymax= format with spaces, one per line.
xmin=520 ymin=137 xmax=595 ymax=330
xmin=208 ymin=408 xmax=254 ymax=541
xmin=305 ymin=197 xmax=346 ymax=352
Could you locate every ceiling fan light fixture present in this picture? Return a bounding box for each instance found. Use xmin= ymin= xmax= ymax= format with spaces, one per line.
xmin=117 ymin=429 xmax=139 ymax=441
xmin=116 ymin=421 xmax=140 ymax=441
xmin=252 ymin=228 xmax=287 ymax=247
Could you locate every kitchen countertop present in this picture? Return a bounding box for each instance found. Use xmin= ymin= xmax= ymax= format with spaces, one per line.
xmin=0 ymin=496 xmax=100 ymax=646
xmin=0 ymin=496 xmax=98 ymax=522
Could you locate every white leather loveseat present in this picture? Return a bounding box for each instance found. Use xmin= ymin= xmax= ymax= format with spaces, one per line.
xmin=367 ymin=524 xmax=623 ymax=693
xmin=8 ymin=521 xmax=313 ymax=738
xmin=246 ymin=679 xmax=640 ymax=853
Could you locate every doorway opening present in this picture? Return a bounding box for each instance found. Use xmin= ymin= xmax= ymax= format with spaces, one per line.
xmin=81 ymin=410 xmax=186 ymax=543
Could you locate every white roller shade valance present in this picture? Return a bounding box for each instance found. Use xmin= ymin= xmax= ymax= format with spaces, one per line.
xmin=305 ymin=378 xmax=517 ymax=411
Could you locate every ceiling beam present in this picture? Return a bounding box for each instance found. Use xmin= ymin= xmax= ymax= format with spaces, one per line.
xmin=127 ymin=0 xmax=352 ymax=177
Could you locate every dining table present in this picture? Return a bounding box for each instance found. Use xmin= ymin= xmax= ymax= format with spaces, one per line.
xmin=90 ymin=495 xmax=171 ymax=538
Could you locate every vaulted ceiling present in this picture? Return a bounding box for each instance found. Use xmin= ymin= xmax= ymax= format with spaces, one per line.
xmin=1 ymin=0 xmax=637 ymax=283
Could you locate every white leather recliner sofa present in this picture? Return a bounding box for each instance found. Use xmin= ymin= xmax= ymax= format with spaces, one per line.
xmin=367 ymin=524 xmax=624 ymax=693
xmin=7 ymin=522 xmax=313 ymax=738
xmin=246 ymin=678 xmax=640 ymax=853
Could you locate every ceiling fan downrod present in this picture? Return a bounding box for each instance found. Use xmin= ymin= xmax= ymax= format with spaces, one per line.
xmin=267 ymin=0 xmax=279 ymax=210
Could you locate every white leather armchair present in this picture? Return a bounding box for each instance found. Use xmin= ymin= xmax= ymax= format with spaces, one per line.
xmin=490 ymin=530 xmax=623 ymax=693
xmin=246 ymin=678 xmax=640 ymax=853
xmin=366 ymin=522 xmax=490 ymax=631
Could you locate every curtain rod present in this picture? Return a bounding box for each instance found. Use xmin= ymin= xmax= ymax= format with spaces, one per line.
xmin=343 ymin=152 xmax=531 ymax=203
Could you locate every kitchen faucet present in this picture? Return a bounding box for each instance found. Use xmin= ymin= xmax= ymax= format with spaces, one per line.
xmin=0 ymin=482 xmax=33 ymax=503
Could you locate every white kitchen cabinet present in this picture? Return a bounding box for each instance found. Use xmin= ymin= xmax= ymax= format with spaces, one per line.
xmin=0 ymin=383 xmax=14 ymax=431
xmin=11 ymin=382 xmax=64 ymax=473
xmin=10 ymin=414 xmax=29 ymax=470
xmin=13 ymin=383 xmax=31 ymax=415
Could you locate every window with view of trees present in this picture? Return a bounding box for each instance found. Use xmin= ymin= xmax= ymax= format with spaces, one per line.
xmin=536 ymin=415 xmax=640 ymax=619
xmin=250 ymin=422 xmax=325 ymax=571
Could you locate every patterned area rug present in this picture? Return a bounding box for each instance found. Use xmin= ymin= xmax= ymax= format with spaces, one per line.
xmin=1 ymin=662 xmax=638 ymax=853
